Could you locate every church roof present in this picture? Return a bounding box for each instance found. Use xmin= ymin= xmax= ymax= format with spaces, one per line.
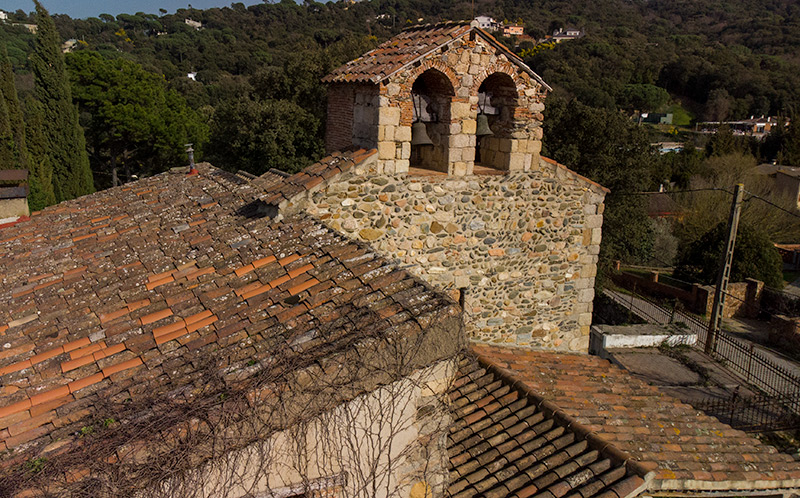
xmin=0 ymin=163 xmax=462 ymax=493
xmin=322 ymin=21 xmax=551 ymax=91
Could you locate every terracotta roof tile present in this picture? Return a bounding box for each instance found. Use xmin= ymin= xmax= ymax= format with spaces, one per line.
xmin=473 ymin=344 xmax=800 ymax=493
xmin=258 ymin=149 xmax=376 ymax=207
xmin=448 ymin=355 xmax=651 ymax=498
xmin=0 ymin=163 xmax=461 ymax=493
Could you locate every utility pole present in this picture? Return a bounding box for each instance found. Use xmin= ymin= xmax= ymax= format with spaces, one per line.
xmin=705 ymin=183 xmax=744 ymax=354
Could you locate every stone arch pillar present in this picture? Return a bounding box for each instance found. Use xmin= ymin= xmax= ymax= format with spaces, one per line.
xmin=472 ymin=66 xmax=544 ymax=172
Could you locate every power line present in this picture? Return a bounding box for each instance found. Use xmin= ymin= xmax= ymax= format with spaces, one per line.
xmin=618 ymin=187 xmax=733 ymax=196
xmin=743 ymin=190 xmax=800 ymax=220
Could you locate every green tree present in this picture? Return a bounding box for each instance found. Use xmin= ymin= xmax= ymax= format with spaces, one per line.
xmin=0 ymin=92 xmax=15 ymax=169
xmin=1 ymin=43 xmax=56 ymax=210
xmin=30 ymin=0 xmax=94 ymax=201
xmin=23 ymin=97 xmax=58 ymax=210
xmin=206 ymin=97 xmax=323 ymax=175
xmin=66 ymin=51 xmax=208 ymax=187
xmin=543 ymin=97 xmax=657 ymax=275
xmin=618 ymin=84 xmax=670 ymax=112
xmin=0 ymin=47 xmax=23 ymax=170
xmin=675 ymin=222 xmax=784 ymax=289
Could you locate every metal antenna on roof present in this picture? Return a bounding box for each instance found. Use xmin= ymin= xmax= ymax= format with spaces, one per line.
xmin=186 ymin=143 xmax=198 ymax=176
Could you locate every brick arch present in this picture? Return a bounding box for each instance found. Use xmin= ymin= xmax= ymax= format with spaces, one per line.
xmin=405 ymin=59 xmax=460 ymax=96
xmin=471 ymin=62 xmax=527 ymax=99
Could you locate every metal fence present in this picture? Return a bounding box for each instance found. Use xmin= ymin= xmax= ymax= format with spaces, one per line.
xmin=603 ymin=289 xmax=800 ymax=407
xmin=702 ymin=329 xmax=800 ymax=406
xmin=695 ymin=390 xmax=800 ymax=432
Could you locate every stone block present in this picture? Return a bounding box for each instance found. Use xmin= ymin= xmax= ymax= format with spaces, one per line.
xmin=590 ymin=228 xmax=602 ymax=245
xmin=450 ymin=134 xmax=470 ymax=149
xmin=383 ymin=125 xmax=395 ymax=142
xmin=379 ymin=107 xmax=401 ymax=126
xmin=386 ymin=83 xmax=401 ymax=96
xmin=400 ymin=142 xmax=411 ymax=159
xmin=586 ymin=215 xmax=603 ymax=229
xmin=451 ymin=102 xmax=471 ymax=120
xmin=578 ymin=312 xmax=592 ymax=326
xmin=378 ymin=141 xmax=395 ymax=160
xmin=462 ymin=147 xmax=475 ymax=162
xmin=396 ymin=159 xmax=409 ymax=173
xmin=577 ymin=288 xmax=595 ymax=303
xmin=395 ymin=125 xmax=411 ymax=142
xmin=462 ymin=119 xmax=476 ymax=135
xmin=580 ymin=265 xmax=597 ymax=278
xmin=507 ymin=153 xmax=525 ymax=171
xmin=452 ymin=162 xmax=467 ymax=176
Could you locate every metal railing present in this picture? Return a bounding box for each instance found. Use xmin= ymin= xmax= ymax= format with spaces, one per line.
xmin=694 ymin=389 xmax=800 ymax=432
xmin=603 ymin=289 xmax=800 ymax=405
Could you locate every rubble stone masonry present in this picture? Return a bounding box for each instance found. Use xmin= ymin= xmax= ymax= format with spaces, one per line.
xmin=292 ymin=158 xmax=606 ymax=351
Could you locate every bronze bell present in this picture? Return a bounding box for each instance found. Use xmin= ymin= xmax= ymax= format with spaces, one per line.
xmin=476 ymin=113 xmax=493 ymax=137
xmin=411 ymin=121 xmax=434 ymax=146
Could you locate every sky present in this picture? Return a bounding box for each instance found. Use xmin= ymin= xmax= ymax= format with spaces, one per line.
xmin=2 ymin=0 xmax=266 ymax=19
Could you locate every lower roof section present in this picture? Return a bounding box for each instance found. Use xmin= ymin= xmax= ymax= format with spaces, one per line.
xmin=448 ymin=355 xmax=652 ymax=498
xmin=471 ymin=344 xmax=800 ymax=494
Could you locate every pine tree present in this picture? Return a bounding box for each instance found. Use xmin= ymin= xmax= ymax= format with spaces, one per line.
xmin=30 ymin=0 xmax=93 ymax=201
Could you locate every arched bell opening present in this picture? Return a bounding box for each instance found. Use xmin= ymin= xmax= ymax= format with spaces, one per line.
xmin=475 ymin=73 xmax=519 ymax=171
xmin=409 ymin=69 xmax=454 ymax=173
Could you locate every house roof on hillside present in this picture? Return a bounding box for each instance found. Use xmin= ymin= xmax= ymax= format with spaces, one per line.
xmin=322 ymin=21 xmax=551 ymax=90
xmin=447 ymin=355 xmax=652 ymax=498
xmin=471 ymin=344 xmax=800 ymax=494
xmin=755 ymin=163 xmax=800 ymax=177
xmin=0 ymin=163 xmax=462 ymax=492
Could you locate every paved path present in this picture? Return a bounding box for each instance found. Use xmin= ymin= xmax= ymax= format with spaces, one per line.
xmin=784 ymin=276 xmax=800 ymax=298
xmin=603 ymin=289 xmax=800 ymax=397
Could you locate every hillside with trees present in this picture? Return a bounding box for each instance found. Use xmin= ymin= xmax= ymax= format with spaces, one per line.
xmin=2 ymin=0 xmax=800 ymax=285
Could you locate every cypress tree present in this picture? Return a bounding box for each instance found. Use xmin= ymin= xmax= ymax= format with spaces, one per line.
xmin=30 ymin=0 xmax=93 ymax=201
xmin=0 ymin=90 xmax=16 ymax=168
xmin=23 ymin=96 xmax=57 ymax=209
xmin=1 ymin=43 xmax=55 ymax=209
xmin=0 ymin=44 xmax=28 ymax=170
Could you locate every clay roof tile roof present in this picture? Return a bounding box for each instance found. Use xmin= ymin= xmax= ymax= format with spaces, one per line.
xmin=322 ymin=21 xmax=550 ymax=90
xmin=448 ymin=355 xmax=652 ymax=498
xmin=0 ymin=163 xmax=460 ymax=493
xmin=472 ymin=344 xmax=800 ymax=494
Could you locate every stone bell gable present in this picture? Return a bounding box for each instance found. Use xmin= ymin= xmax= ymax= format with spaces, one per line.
xmin=322 ymin=21 xmax=551 ymax=176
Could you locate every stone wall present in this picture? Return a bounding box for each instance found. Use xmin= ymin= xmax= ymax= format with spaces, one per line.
xmin=291 ymin=158 xmax=605 ymax=351
xmin=701 ymin=278 xmax=763 ymax=318
xmin=769 ymin=315 xmax=800 ymax=352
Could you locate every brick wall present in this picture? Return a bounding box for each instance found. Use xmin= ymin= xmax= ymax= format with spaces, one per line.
xmin=325 ymin=84 xmax=356 ymax=153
